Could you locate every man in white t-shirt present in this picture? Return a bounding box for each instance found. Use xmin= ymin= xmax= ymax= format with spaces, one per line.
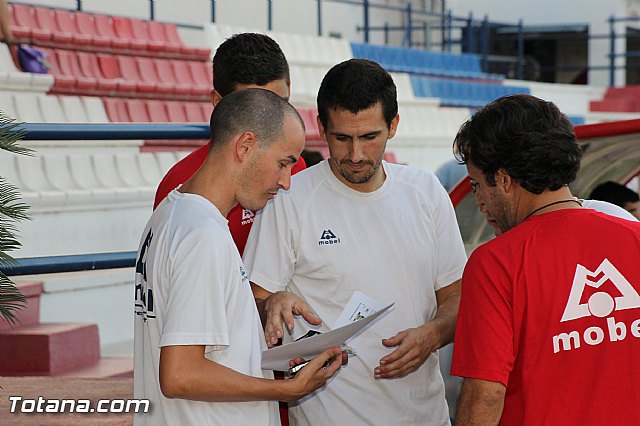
xmin=243 ymin=59 xmax=467 ymax=425
xmin=133 ymin=89 xmax=344 ymax=426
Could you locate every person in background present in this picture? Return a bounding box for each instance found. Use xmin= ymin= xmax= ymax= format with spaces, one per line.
xmin=451 ymin=94 xmax=640 ymax=425
xmin=589 ymin=180 xmax=640 ymax=220
xmin=153 ymin=32 xmax=306 ymax=255
xmin=134 ymin=89 xmax=344 ymax=426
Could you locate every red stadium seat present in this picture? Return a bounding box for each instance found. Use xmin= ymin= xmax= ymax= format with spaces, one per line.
xmin=147 ymin=21 xmax=182 ymax=53
xmin=39 ymin=47 xmax=75 ymax=91
xmin=154 ymin=58 xmax=193 ymax=95
xmin=34 ymin=7 xmax=73 ymax=45
xmin=166 ymin=101 xmax=188 ymax=122
xmin=172 ymin=60 xmax=210 ymax=96
xmin=130 ymin=18 xmax=163 ymax=51
xmin=298 ymin=108 xmax=321 ymax=140
xmin=118 ymin=55 xmax=155 ymax=93
xmin=136 ymin=57 xmax=173 ymax=94
xmin=97 ymin=54 xmax=137 ymax=93
xmin=54 ymin=10 xmax=92 ymax=46
xmin=11 ymin=4 xmax=51 ymax=42
xmin=55 ymin=49 xmax=96 ymax=91
xmin=184 ymin=102 xmax=207 ymax=122
xmin=102 ymin=98 xmax=130 ymax=122
xmin=94 ymin=14 xmax=130 ymax=50
xmin=75 ymin=12 xmax=111 ymax=48
xmin=146 ymin=100 xmax=170 ymax=122
xmin=164 ymin=23 xmax=210 ymax=59
xmin=77 ymin=51 xmax=118 ymax=93
xmin=112 ymin=17 xmax=146 ymax=50
xmin=125 ymin=99 xmax=151 ymax=122
xmin=188 ymin=61 xmax=212 ymax=88
xmin=200 ymin=103 xmax=213 ymax=122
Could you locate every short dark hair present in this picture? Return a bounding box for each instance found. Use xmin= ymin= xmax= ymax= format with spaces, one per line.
xmin=590 ymin=181 xmax=639 ymax=207
xmin=316 ymin=59 xmax=398 ymax=129
xmin=209 ymin=88 xmax=304 ymax=151
xmin=454 ymin=94 xmax=582 ymax=194
xmin=212 ymin=33 xmax=290 ymax=97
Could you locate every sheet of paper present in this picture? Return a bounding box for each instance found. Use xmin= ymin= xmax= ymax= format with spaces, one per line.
xmin=333 ymin=290 xmax=387 ymax=329
xmin=261 ymin=302 xmax=394 ymax=371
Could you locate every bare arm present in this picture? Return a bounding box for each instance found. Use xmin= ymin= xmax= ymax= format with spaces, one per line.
xmin=159 ymin=344 xmax=343 ymax=403
xmin=0 ymin=0 xmax=12 ymax=43
xmin=375 ymin=279 xmax=461 ymax=379
xmin=251 ymin=282 xmax=321 ymax=347
xmin=455 ymin=378 xmax=506 ymax=425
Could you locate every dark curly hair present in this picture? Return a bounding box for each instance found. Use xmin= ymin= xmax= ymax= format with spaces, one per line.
xmin=317 ymin=59 xmax=397 ymax=129
xmin=453 ymin=94 xmax=582 ymax=194
xmin=213 ymin=33 xmax=289 ymax=97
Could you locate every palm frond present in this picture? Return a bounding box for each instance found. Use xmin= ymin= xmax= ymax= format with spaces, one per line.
xmin=0 ymin=273 xmax=26 ymax=325
xmin=0 ymin=113 xmax=32 ymax=156
xmin=0 ymin=111 xmax=30 ymax=325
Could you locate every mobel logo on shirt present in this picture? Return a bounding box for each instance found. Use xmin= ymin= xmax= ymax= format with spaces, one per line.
xmin=553 ymin=258 xmax=640 ymax=353
xmin=318 ymin=229 xmax=341 ymax=246
xmin=241 ymin=209 xmax=255 ymax=226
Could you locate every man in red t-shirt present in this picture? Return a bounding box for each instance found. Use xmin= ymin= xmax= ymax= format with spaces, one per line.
xmin=450 ymin=94 xmax=640 ymax=425
xmin=154 ymin=33 xmax=306 ymax=255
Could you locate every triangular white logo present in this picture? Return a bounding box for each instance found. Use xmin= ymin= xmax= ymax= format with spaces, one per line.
xmin=561 ymin=259 xmax=640 ymax=322
xmin=242 ymin=209 xmax=255 ymax=220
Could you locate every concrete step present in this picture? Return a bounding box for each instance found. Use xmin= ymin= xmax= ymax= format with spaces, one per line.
xmin=55 ymin=356 xmax=133 ymax=379
xmin=0 ymin=281 xmax=43 ymax=332
xmin=0 ymin=322 xmax=100 ymax=375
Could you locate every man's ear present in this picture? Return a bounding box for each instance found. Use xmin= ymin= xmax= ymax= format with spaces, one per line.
xmin=496 ymin=168 xmax=514 ymax=192
xmin=234 ymin=131 xmax=257 ymax=162
xmin=316 ymin=115 xmax=327 ymax=141
xmin=210 ymin=89 xmax=222 ymax=107
xmin=387 ymin=114 xmax=400 ymax=140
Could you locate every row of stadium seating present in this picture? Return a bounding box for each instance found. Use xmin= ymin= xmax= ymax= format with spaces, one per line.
xmin=352 ymin=42 xmax=501 ymax=81
xmin=9 ymin=3 xmax=209 ymax=60
xmin=38 ymin=47 xmax=211 ymax=100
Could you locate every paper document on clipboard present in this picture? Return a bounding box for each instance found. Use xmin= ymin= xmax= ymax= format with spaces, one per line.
xmin=261 ymin=299 xmax=394 ymax=371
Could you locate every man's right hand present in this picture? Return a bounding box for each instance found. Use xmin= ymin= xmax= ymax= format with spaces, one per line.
xmin=282 ymin=346 xmax=344 ymax=401
xmin=257 ymin=287 xmax=322 ymax=347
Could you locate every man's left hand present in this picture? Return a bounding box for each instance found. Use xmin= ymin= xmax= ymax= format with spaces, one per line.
xmin=374 ymin=322 xmax=441 ymax=379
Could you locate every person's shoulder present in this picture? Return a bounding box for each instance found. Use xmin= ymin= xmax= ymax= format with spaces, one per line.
xmin=582 ymin=199 xmax=638 ymax=222
xmin=155 ymin=145 xmax=210 ymax=207
xmin=288 ymin=160 xmax=331 ymax=194
xmin=388 ymin=162 xmax=445 ymax=196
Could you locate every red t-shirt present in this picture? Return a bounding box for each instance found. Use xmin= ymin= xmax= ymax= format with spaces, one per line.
xmin=153 ymin=143 xmax=307 ymax=255
xmin=452 ymin=209 xmax=640 ymax=425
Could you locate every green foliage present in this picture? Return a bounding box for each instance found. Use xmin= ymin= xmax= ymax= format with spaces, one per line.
xmin=0 ymin=112 xmax=32 ymax=325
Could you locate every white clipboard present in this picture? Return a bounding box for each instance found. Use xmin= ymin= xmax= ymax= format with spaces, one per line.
xmin=261 ymin=302 xmax=394 ymax=371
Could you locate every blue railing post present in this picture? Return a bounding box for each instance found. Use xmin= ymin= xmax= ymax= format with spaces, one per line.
xmin=406 ymin=2 xmax=413 ymax=48
xmin=76 ymin=0 xmax=82 ymax=11
xmin=268 ymin=0 xmax=273 ymax=31
xmin=446 ymin=9 xmax=453 ymax=52
xmin=481 ymin=15 xmax=490 ymax=72
xmin=464 ymin=12 xmax=474 ymax=53
xmin=517 ymin=19 xmax=524 ymax=80
xmin=149 ymin=0 xmax=155 ymax=21
xmin=211 ymin=0 xmax=216 ymax=23
xmin=609 ymin=15 xmax=616 ymax=87
xmin=363 ymin=0 xmax=370 ymax=43
xmin=317 ymin=0 xmax=322 ymax=36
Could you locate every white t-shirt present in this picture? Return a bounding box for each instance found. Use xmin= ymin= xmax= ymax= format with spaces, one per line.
xmin=582 ymin=199 xmax=638 ymax=221
xmin=243 ymin=160 xmax=467 ymax=426
xmin=133 ymin=190 xmax=279 ymax=426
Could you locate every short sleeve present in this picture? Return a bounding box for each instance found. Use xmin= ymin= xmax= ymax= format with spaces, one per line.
xmin=451 ymin=247 xmax=515 ymax=386
xmin=243 ymin=194 xmax=298 ymax=293
xmin=159 ymin=228 xmax=231 ymax=350
xmin=431 ymin=177 xmax=467 ymax=290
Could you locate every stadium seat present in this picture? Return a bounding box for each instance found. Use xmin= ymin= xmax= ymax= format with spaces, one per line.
xmin=125 ymin=99 xmax=151 ymax=122
xmin=96 ymin=54 xmax=136 ymax=94
xmin=59 ymin=96 xmax=90 ymax=123
xmin=172 ymin=60 xmax=210 ymax=96
xmin=76 ymin=51 xmax=118 ymax=93
xmin=43 ymin=154 xmax=92 ymax=203
xmin=11 ymin=4 xmax=52 ymax=42
xmin=93 ymin=14 xmax=130 ymax=50
xmin=146 ymin=100 xmax=170 ymax=122
xmin=117 ymin=55 xmax=155 ymax=93
xmin=38 ymin=95 xmax=68 ymax=123
xmin=0 ymin=92 xmax=18 ymax=118
xmin=14 ymin=93 xmax=45 ymax=122
xmin=188 ymin=61 xmax=212 ymax=89
xmin=148 ymin=21 xmax=182 ymax=54
xmin=154 ymin=58 xmax=193 ymax=95
xmin=55 ymin=49 xmax=97 ymax=91
xmin=34 ymin=7 xmax=73 ymax=45
xmin=74 ymin=12 xmax=111 ymax=48
xmin=136 ymin=57 xmax=174 ymax=94
xmin=102 ymin=97 xmax=130 ymax=122
xmin=112 ymin=17 xmax=147 ymax=51
xmin=130 ymin=19 xmax=164 ymax=52
xmin=54 ymin=9 xmax=92 ymax=46
xmin=82 ymin=96 xmax=110 ymax=123
xmin=184 ymin=102 xmax=207 ymax=122
xmin=164 ymin=24 xmax=210 ymax=60
xmin=166 ymin=101 xmax=188 ymax=122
